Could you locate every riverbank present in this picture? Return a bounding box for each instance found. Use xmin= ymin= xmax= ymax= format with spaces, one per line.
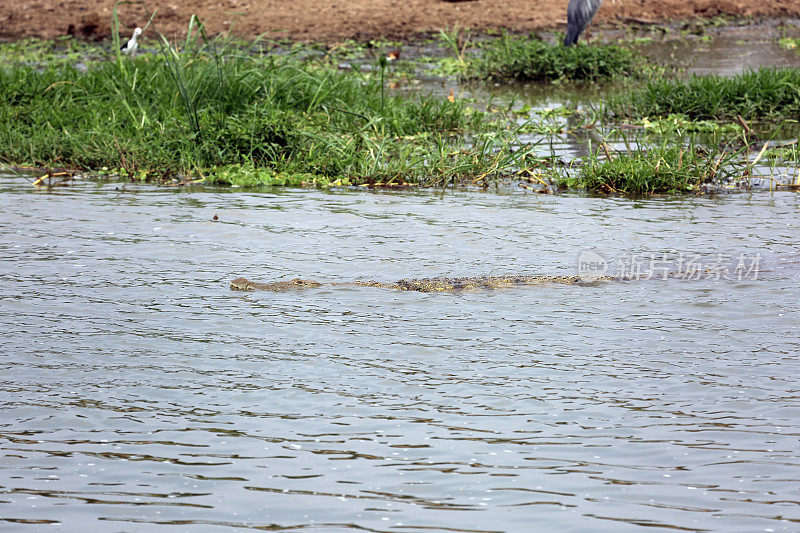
xmin=2 ymin=31 xmax=799 ymax=195
xmin=2 ymin=0 xmax=800 ymax=43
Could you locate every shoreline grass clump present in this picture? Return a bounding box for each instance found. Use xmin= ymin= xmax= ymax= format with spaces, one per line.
xmin=607 ymin=67 xmax=800 ymax=121
xmin=467 ymin=35 xmax=648 ymax=82
xmin=0 ymin=26 xmax=545 ymax=186
xmin=556 ymin=142 xmax=747 ymax=195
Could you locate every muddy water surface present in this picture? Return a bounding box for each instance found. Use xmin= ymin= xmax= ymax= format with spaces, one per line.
xmin=1 ymin=174 xmax=799 ymax=532
xmin=640 ymin=33 xmax=800 ymax=76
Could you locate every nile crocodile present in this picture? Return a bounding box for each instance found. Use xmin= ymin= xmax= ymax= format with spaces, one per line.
xmin=230 ymin=274 xmax=616 ymax=293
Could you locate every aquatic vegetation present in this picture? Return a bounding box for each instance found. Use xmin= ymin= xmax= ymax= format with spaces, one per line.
xmin=207 ymin=129 xmax=541 ymax=188
xmin=0 ymin=29 xmax=543 ymax=186
xmin=631 ymin=114 xmax=740 ymax=135
xmin=438 ymin=24 xmax=472 ymax=74
xmin=555 ymin=142 xmax=750 ymax=195
xmin=2 ymin=22 xmax=794 ymax=195
xmin=466 ymin=35 xmax=648 ymax=82
xmin=778 ymin=38 xmax=799 ymax=51
xmin=210 ymin=165 xmax=343 ymax=188
xmin=608 ymin=68 xmax=800 ymax=121
xmin=0 ymin=36 xmax=107 ymax=66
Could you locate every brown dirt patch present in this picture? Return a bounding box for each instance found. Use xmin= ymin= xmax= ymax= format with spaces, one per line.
xmin=1 ymin=0 xmax=799 ymax=43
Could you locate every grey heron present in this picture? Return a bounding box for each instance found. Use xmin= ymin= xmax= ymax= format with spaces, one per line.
xmin=121 ymin=27 xmax=142 ymax=56
xmin=564 ymin=0 xmax=604 ymax=46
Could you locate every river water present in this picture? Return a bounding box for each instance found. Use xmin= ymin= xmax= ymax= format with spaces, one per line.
xmin=1 ymin=173 xmax=799 ymax=532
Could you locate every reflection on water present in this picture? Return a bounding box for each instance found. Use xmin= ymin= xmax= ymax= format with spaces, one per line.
xmin=640 ymin=34 xmax=800 ymax=77
xmin=1 ymin=174 xmax=799 ymax=532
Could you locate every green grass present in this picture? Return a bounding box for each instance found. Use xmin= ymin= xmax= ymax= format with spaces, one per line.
xmin=555 ymin=142 xmax=749 ymax=195
xmin=0 ymin=36 xmax=107 ymax=66
xmin=0 ymin=31 xmax=544 ymax=186
xmin=608 ymin=68 xmax=800 ymax=121
xmin=2 ymin=27 xmax=789 ymax=195
xmin=466 ymin=34 xmax=648 ymax=82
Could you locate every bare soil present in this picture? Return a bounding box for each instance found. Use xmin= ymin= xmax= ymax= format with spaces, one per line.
xmin=1 ymin=0 xmax=799 ymax=43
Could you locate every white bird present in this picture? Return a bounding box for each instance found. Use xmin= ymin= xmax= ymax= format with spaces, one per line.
xmin=121 ymin=27 xmax=143 ymax=56
xmin=564 ymin=0 xmax=604 ymax=46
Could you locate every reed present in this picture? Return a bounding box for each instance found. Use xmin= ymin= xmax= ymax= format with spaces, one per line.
xmin=608 ymin=68 xmax=800 ymax=120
